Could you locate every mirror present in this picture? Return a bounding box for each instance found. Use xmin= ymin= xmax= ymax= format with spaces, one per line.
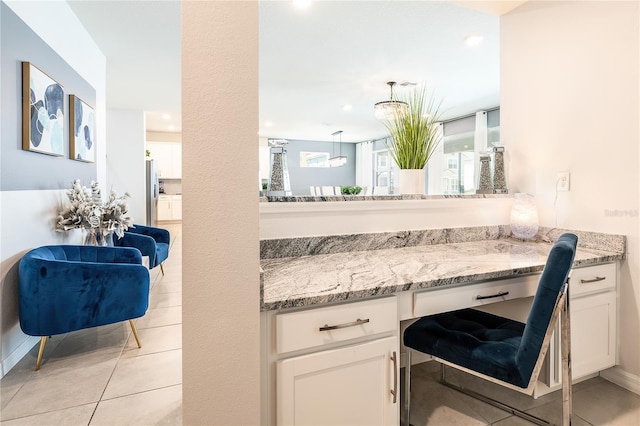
xmin=259 ymin=1 xmax=500 ymax=197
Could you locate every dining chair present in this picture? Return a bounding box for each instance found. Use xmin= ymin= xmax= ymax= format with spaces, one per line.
xmin=334 ymin=186 xmax=342 ymax=195
xmin=403 ymin=233 xmax=578 ymax=426
xmin=373 ymin=186 xmax=389 ymax=195
xmin=309 ymin=186 xmax=317 ymax=196
xmin=321 ymin=186 xmax=334 ymax=195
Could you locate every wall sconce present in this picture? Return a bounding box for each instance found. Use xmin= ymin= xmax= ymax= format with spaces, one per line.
xmin=510 ymin=193 xmax=539 ymax=240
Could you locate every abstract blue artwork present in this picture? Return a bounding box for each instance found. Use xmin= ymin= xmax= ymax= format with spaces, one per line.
xmin=69 ymin=95 xmax=95 ymax=162
xmin=22 ymin=62 xmax=64 ymax=156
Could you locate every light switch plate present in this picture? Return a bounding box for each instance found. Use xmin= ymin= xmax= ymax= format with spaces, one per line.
xmin=558 ymin=172 xmax=570 ymax=191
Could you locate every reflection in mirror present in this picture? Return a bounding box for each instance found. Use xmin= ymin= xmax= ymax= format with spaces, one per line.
xmin=259 ymin=2 xmax=500 ymax=197
xmin=300 ymin=152 xmax=330 ymax=168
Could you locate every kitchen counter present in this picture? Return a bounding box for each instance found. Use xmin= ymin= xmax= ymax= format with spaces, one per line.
xmin=260 ymin=229 xmax=625 ymax=311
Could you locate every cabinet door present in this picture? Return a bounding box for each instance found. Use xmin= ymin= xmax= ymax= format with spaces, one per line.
xmin=157 ymin=197 xmax=172 ymax=221
xmin=277 ymin=336 xmax=398 ymax=426
xmin=570 ymin=291 xmax=616 ymax=378
xmin=171 ymin=196 xmax=182 ymax=220
xmin=171 ymin=143 xmax=182 ymax=178
xmin=542 ymin=290 xmax=616 ymax=389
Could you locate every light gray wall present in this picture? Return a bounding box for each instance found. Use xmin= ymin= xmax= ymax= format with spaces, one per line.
xmin=283 ymin=139 xmax=356 ymax=195
xmin=1 ymin=3 xmax=97 ymax=191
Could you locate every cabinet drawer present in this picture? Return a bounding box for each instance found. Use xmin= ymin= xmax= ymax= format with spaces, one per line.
xmin=570 ymin=263 xmax=616 ymax=297
xmin=413 ymin=275 xmax=539 ymax=317
xmin=276 ymin=297 xmax=397 ymax=354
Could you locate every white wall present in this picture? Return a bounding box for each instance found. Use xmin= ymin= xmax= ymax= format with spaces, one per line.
xmin=0 ymin=0 xmax=106 ymax=376
xmin=182 ymin=2 xmax=260 ymax=424
xmin=502 ymin=0 xmax=640 ymax=384
xmin=106 ymin=109 xmax=146 ymax=226
xmin=260 ymin=197 xmax=513 ymax=239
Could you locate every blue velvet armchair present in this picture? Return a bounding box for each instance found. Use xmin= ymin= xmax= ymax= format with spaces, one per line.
xmin=18 ymin=245 xmax=150 ymax=370
xmin=114 ymin=224 xmax=170 ymax=275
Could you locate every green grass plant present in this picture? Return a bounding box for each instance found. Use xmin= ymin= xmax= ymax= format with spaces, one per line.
xmin=383 ymin=87 xmax=443 ymax=169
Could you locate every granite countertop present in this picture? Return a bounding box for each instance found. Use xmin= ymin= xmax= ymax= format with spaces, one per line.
xmin=260 ymin=237 xmax=624 ymax=311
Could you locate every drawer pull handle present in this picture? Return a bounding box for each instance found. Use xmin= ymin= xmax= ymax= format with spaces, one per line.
xmin=319 ymin=318 xmax=370 ymax=332
xmin=476 ymin=291 xmax=509 ymax=300
xmin=580 ymin=276 xmax=606 ymax=284
xmin=390 ymin=351 xmax=398 ymax=404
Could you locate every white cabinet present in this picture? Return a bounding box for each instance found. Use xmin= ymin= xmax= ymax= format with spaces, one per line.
xmin=540 ymin=263 xmax=617 ymax=391
xmin=157 ymin=195 xmax=182 ymax=221
xmin=265 ymin=297 xmax=399 ymax=426
xmin=147 ymin=141 xmax=182 ymax=178
xmin=277 ymin=337 xmax=398 ymax=426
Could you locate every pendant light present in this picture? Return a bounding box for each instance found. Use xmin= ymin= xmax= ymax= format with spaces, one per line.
xmin=374 ymin=81 xmax=409 ymax=120
xmin=329 ymin=130 xmax=347 ymax=167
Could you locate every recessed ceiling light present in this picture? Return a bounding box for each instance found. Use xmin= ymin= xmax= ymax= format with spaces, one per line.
xmin=162 ymin=113 xmax=171 ymax=120
xmin=265 ymin=121 xmax=274 ymax=127
xmin=343 ymin=104 xmax=352 ymax=112
xmin=292 ymin=0 xmax=312 ymax=9
xmin=465 ymin=35 xmax=483 ymax=46
xmin=168 ymin=125 xmax=176 ymax=131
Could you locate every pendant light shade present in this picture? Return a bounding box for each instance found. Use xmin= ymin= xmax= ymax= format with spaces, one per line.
xmin=374 ymin=81 xmax=408 ymax=120
xmin=329 ymin=130 xmax=347 ymax=167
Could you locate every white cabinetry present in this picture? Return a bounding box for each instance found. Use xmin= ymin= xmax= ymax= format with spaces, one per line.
xmin=147 ymin=141 xmax=182 ymax=178
xmin=542 ymin=262 xmax=617 ymax=390
xmin=277 ymin=337 xmax=397 ymax=426
xmin=265 ymin=297 xmax=399 ymax=426
xmin=157 ymin=195 xmax=182 ymax=221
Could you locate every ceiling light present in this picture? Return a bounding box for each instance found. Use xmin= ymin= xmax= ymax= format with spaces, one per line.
xmin=292 ymin=0 xmax=312 ymax=9
xmin=168 ymin=125 xmax=176 ymax=131
xmin=329 ymin=130 xmax=347 ymax=167
xmin=342 ymin=104 xmax=352 ymax=112
xmin=265 ymin=121 xmax=274 ymax=127
xmin=162 ymin=113 xmax=171 ymax=120
xmin=465 ymin=35 xmax=483 ymax=46
xmin=374 ymin=81 xmax=408 ymax=120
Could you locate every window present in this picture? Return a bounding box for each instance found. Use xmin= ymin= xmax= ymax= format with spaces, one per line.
xmin=440 ymin=108 xmax=500 ymax=195
xmin=374 ymin=150 xmax=392 ymax=188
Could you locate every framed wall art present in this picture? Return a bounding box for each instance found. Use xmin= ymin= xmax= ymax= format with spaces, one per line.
xmin=69 ymin=95 xmax=95 ymax=162
xmin=22 ymin=62 xmax=65 ymax=156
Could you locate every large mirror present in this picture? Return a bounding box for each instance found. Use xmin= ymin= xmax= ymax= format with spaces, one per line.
xmin=259 ymin=1 xmax=500 ymax=197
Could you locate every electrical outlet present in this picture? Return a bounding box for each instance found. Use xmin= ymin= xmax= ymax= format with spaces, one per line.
xmin=558 ymin=172 xmax=570 ymax=192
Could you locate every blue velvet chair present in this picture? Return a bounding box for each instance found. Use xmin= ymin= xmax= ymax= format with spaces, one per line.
xmin=114 ymin=224 xmax=170 ymax=275
xmin=18 ymin=245 xmax=150 ymax=370
xmin=403 ymin=233 xmax=578 ymax=426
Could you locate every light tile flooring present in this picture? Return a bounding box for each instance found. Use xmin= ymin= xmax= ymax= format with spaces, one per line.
xmin=406 ymin=361 xmax=640 ymax=426
xmin=0 ymin=223 xmax=183 ymax=426
xmin=1 ymin=223 xmax=639 ymax=425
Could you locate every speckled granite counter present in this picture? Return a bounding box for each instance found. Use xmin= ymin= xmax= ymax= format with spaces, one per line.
xmin=260 ymin=228 xmax=625 ymax=311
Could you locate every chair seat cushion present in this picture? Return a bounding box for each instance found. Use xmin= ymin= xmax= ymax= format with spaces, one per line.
xmin=404 ymin=308 xmax=528 ymax=388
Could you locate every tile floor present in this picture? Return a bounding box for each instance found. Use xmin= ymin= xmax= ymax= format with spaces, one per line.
xmin=406 ymin=361 xmax=640 ymax=426
xmin=1 ymin=223 xmax=639 ymax=425
xmin=0 ymin=223 xmax=183 ymax=426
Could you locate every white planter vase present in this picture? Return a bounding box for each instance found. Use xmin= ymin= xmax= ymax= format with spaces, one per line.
xmin=398 ymin=169 xmax=425 ymax=195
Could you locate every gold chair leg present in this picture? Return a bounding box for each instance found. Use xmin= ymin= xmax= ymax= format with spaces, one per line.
xmin=160 ymin=263 xmax=165 ymax=276
xmin=129 ymin=320 xmax=142 ymax=348
xmin=35 ymin=336 xmax=47 ymax=371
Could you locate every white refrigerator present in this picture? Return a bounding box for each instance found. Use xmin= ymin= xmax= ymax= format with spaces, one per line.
xmin=145 ymin=159 xmax=159 ymax=226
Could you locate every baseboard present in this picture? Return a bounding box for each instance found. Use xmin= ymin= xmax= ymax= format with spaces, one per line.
xmin=600 ymin=366 xmax=640 ymax=396
xmin=0 ymin=335 xmax=39 ymax=378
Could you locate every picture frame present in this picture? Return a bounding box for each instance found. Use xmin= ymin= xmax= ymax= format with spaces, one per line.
xmin=69 ymin=95 xmax=95 ymax=162
xmin=22 ymin=62 xmax=65 ymax=156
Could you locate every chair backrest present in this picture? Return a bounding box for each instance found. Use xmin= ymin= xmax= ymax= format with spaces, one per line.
xmin=321 ymin=186 xmax=334 ymax=195
xmin=309 ymin=186 xmax=317 ymax=196
xmin=516 ymin=233 xmax=577 ymax=387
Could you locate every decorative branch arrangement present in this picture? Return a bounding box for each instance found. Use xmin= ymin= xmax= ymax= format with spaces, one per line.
xmin=56 ymin=180 xmax=133 ymax=244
